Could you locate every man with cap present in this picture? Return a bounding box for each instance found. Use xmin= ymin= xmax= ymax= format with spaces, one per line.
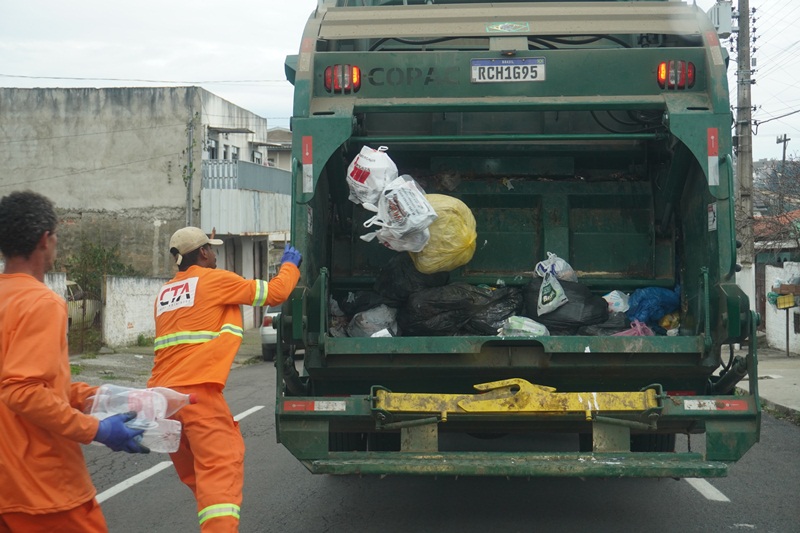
xmin=150 ymin=226 xmax=301 ymax=532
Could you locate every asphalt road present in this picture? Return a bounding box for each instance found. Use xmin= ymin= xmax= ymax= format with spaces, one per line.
xmin=82 ymin=360 xmax=800 ymax=533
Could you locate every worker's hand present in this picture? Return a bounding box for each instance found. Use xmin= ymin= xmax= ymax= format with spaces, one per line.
xmin=94 ymin=411 xmax=150 ymax=454
xmin=281 ymin=244 xmax=302 ymax=267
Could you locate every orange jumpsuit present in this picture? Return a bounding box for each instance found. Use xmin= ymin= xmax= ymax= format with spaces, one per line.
xmin=149 ymin=263 xmax=300 ymax=532
xmin=0 ymin=274 xmax=106 ymax=533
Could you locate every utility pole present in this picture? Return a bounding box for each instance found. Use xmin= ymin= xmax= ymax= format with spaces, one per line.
xmin=777 ymin=134 xmax=791 ymax=174
xmin=736 ymin=0 xmax=754 ymax=265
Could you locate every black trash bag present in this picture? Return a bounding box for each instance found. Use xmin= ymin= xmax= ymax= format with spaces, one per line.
xmin=577 ymin=312 xmax=630 ymax=336
xmin=374 ymin=254 xmax=450 ymax=307
xmin=463 ymin=287 xmax=524 ymax=336
xmin=522 ymin=278 xmax=608 ymax=332
xmin=398 ymin=283 xmax=522 ymax=336
xmin=333 ymin=290 xmax=386 ymax=317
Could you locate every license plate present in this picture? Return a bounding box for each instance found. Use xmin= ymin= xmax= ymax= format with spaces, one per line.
xmin=470 ymin=58 xmax=546 ymax=83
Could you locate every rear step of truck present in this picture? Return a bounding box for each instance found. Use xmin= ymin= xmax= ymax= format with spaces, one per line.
xmin=310 ymin=452 xmax=728 ymax=478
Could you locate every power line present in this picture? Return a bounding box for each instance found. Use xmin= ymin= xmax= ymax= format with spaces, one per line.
xmin=0 ymin=73 xmax=286 ymax=84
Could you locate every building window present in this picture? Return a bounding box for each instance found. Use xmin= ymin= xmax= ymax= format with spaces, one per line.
xmin=208 ymin=139 xmax=218 ymax=159
xmin=231 ymin=146 xmax=240 ymax=161
xmin=252 ymin=150 xmax=262 ymax=164
xmin=223 ymin=145 xmax=229 ymax=160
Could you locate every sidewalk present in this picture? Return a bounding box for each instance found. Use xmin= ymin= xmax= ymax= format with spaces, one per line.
xmin=736 ymin=344 xmax=800 ymax=418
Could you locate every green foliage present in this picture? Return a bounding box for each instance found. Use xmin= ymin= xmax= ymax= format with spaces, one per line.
xmin=70 ymin=364 xmax=82 ymax=376
xmin=61 ymin=240 xmax=140 ymax=296
xmin=136 ymin=334 xmax=154 ymax=347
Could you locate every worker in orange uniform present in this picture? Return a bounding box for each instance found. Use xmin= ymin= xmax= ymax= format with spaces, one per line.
xmin=0 ymin=191 xmax=148 ymax=533
xmin=150 ymin=226 xmax=301 ymax=532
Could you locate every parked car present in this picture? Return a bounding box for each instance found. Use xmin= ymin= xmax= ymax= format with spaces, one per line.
xmin=66 ymin=280 xmax=101 ymax=329
xmin=260 ymin=306 xmax=281 ymax=361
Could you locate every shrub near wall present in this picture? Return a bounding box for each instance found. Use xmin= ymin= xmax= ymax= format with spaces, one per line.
xmin=103 ymin=275 xmax=170 ymax=348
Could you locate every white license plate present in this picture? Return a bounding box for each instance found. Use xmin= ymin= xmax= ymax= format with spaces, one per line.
xmin=470 ymin=58 xmax=546 ymax=83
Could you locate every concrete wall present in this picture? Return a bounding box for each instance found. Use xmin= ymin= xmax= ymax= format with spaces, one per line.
xmin=0 ymin=87 xmax=272 ymax=279
xmin=102 ymin=275 xmax=170 ymax=348
xmin=764 ymin=262 xmax=800 ymax=354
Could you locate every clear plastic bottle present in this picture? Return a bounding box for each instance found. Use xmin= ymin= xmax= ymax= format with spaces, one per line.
xmin=87 ymin=385 xmax=196 ymax=453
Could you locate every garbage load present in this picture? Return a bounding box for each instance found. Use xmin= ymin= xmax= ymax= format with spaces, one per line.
xmin=346 ymin=145 xmax=398 ymax=205
xmin=408 ymin=194 xmax=477 ymax=274
xmin=398 ymin=283 xmax=522 ymax=336
xmin=522 ymin=277 xmax=608 ymax=334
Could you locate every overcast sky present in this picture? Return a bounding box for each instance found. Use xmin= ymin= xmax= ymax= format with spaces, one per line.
xmin=1 ymin=0 xmax=797 ymax=161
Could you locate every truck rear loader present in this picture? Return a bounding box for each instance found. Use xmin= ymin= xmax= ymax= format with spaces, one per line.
xmin=275 ymin=0 xmax=760 ymax=478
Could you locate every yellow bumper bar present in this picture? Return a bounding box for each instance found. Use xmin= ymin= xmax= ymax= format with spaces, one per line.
xmin=373 ymin=378 xmax=661 ymax=418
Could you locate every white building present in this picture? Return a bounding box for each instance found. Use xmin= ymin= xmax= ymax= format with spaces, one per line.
xmin=0 ymin=86 xmax=292 ymax=329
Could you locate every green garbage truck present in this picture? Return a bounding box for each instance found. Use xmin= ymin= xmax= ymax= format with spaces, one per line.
xmin=275 ymin=0 xmax=760 ymax=478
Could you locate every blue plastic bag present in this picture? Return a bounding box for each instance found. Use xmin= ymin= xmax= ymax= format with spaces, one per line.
xmin=626 ymin=285 xmax=680 ymax=324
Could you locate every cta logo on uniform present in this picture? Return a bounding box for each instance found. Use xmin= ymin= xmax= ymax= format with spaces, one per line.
xmin=157 ymin=277 xmax=199 ymax=316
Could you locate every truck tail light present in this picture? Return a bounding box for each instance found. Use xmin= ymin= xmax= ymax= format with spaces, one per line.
xmin=324 ymin=65 xmax=361 ymax=94
xmin=262 ymin=315 xmax=273 ymax=328
xmin=657 ymin=61 xmax=696 ymax=90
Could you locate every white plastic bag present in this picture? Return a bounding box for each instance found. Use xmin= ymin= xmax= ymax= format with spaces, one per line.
xmin=360 ymin=176 xmax=438 ymax=252
xmin=535 ymin=252 xmax=578 ymax=282
xmin=346 ymin=146 xmax=398 ymax=205
xmin=537 ymin=271 xmax=568 ymax=315
xmin=346 ymin=305 xmax=399 ymax=337
xmin=498 ymin=316 xmax=550 ymax=337
xmin=603 ymin=290 xmax=630 ymax=313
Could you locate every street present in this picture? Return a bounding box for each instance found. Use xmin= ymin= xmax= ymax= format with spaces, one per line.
xmin=85 ymin=361 xmax=800 ymax=533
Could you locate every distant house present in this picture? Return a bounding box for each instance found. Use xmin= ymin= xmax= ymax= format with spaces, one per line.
xmin=0 ymin=86 xmax=292 ymax=329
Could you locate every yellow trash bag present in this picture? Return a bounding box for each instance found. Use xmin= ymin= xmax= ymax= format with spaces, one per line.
xmin=409 ymin=194 xmax=476 ymax=274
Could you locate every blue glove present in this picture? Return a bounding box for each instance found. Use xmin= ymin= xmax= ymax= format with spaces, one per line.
xmin=94 ymin=411 xmax=149 ymax=454
xmin=280 ymin=244 xmax=302 ymax=267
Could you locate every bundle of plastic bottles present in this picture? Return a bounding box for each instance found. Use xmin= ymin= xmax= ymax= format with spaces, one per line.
xmin=86 ymin=384 xmax=196 ymax=453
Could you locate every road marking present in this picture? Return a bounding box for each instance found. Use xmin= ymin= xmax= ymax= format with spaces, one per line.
xmin=96 ymin=405 xmax=266 ymax=503
xmin=685 ymin=478 xmax=730 ymax=502
xmin=96 ymin=462 xmax=172 ymax=503
xmin=234 ymin=405 xmax=265 ymax=421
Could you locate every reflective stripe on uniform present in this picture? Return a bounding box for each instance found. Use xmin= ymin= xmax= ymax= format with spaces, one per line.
xmin=197 ymin=503 xmax=241 ymax=525
xmin=252 ymin=279 xmax=269 ymax=307
xmin=154 ymin=324 xmax=244 ymax=351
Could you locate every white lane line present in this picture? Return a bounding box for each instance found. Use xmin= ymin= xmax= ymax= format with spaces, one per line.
xmin=234 ymin=405 xmax=265 ymax=421
xmin=685 ymin=478 xmax=731 ymax=502
xmin=96 ymin=405 xmax=266 ymax=503
xmin=96 ymin=462 xmax=172 ymax=503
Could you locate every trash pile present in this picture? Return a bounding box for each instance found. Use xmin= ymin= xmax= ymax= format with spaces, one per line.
xmin=767 ymin=275 xmax=800 ymax=310
xmin=335 ymin=146 xmax=682 ymax=339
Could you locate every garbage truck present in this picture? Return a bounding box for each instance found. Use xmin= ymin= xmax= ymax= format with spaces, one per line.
xmin=274 ymin=0 xmax=760 ymax=478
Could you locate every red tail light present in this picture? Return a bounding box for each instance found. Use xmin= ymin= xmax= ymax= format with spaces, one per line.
xmin=324 ymin=65 xmax=362 ymax=94
xmin=657 ymin=61 xmax=696 ymax=90
xmin=262 ymin=315 xmax=273 ymax=328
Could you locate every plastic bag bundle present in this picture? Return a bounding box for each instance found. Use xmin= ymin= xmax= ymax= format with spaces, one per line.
xmin=498 ymin=316 xmax=550 ymax=337
xmin=373 ymin=253 xmax=449 ymax=306
xmin=537 ymin=271 xmax=568 ymax=315
xmin=626 ymin=286 xmax=680 ymax=324
xmin=361 ymin=176 xmax=438 ymax=252
xmin=346 ymin=304 xmax=399 ymax=337
xmin=535 ymin=252 xmax=578 ymax=282
xmin=603 ymin=290 xmax=630 ymax=313
xmin=346 ymin=145 xmax=398 ymax=205
xmin=612 ymin=320 xmax=655 ymax=337
xmin=522 ymin=277 xmax=608 ymax=334
xmin=398 ymin=283 xmax=522 ymax=336
xmin=408 ymin=194 xmax=477 ymax=274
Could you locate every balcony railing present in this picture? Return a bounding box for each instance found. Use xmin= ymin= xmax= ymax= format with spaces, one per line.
xmin=202 ymin=160 xmax=291 ymax=195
